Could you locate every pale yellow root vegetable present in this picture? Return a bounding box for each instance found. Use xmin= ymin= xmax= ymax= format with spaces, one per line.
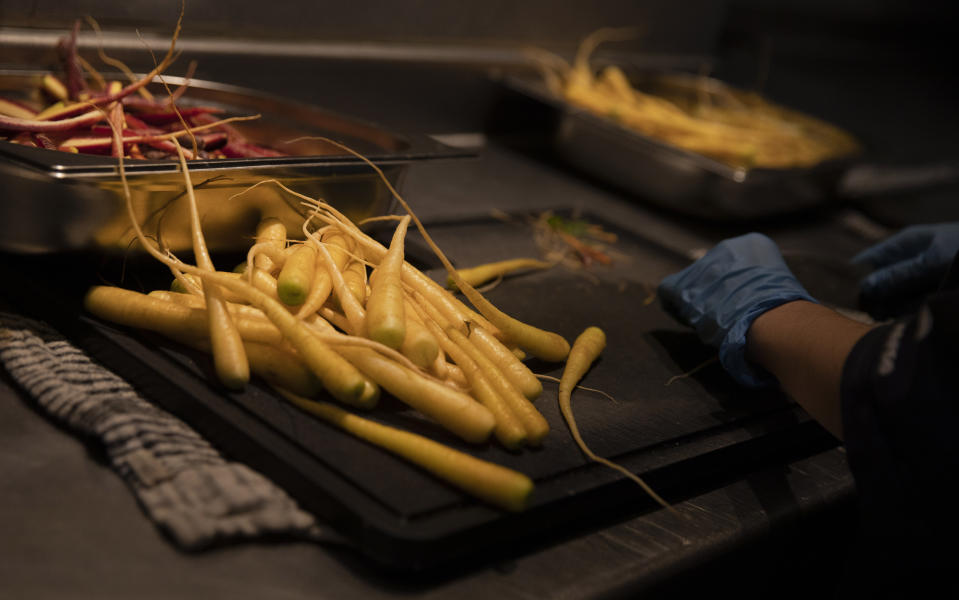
xmin=278 ymin=390 xmax=533 ymax=511
xmin=247 ymin=241 xmax=288 ymax=274
xmin=249 ymin=268 xmax=280 ymax=300
xmin=356 ymin=380 xmax=381 ymax=407
xmin=304 ymin=315 xmax=426 ymax=378
xmin=559 ymin=326 xmax=672 ymax=511
xmin=179 ymin=337 xmax=322 ymax=398
xmin=448 ymin=327 xmax=550 ymax=446
xmin=400 ymin=312 xmax=440 ymax=369
xmin=469 ymin=325 xmax=543 ymax=400
xmin=167 ymin=264 xmax=203 ymax=296
xmin=400 ymin=268 xmax=502 ymax=339
xmin=429 ymin=348 xmax=450 ymax=380
xmin=86 ymin=286 xmax=283 ymax=346
xmin=417 ymin=315 xmax=526 ymax=449
xmin=447 ymin=257 xmax=553 ymax=290
xmin=336 ymin=345 xmax=495 ymax=444
xmin=295 ymin=231 xmax=352 ymax=318
xmin=277 ymin=243 xmax=317 ymax=306
xmin=148 ymin=290 xmax=268 ymax=321
xmin=411 ymin=303 xmax=526 ymax=450
xmin=365 ymin=215 xmax=410 ymax=350
xmin=149 ymin=290 xmax=275 ymax=328
xmin=318 ymin=306 xmax=353 ymax=334
xmin=406 ymin=298 xmax=460 ymax=385
xmin=313 ymin=240 xmax=367 ymax=335
xmin=400 ymin=298 xmax=440 ymax=369
xmin=173 ymin=270 xmax=278 ymax=304
xmin=253 ymin=217 xmax=287 ymax=271
xmin=150 ymin=289 xmax=206 ymax=307
xmin=445 ymin=363 xmax=468 ymax=389
xmin=306 ymin=138 xmax=570 ymax=362
xmin=404 ymin=275 xmax=469 ymax=334
xmin=174 ymin=139 xmax=248 ymax=390
xmin=341 ymin=258 xmax=368 ymax=307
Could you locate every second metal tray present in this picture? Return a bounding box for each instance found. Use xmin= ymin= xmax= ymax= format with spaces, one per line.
xmin=502 ymin=74 xmax=858 ymax=221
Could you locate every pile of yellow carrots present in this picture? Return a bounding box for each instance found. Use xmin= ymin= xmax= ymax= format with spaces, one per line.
xmin=81 ymin=134 xmax=625 ymax=511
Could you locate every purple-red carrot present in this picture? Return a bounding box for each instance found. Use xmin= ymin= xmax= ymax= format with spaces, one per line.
xmin=56 ymin=21 xmax=88 ymax=100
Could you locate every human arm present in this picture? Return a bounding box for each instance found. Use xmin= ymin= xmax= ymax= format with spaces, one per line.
xmin=658 ymin=233 xmax=873 ymax=438
xmin=746 ymin=300 xmax=872 ymax=439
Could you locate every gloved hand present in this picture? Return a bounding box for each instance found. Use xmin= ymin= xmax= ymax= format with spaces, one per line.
xmin=658 ymin=233 xmax=816 ymax=387
xmin=853 ymin=222 xmax=959 ymax=319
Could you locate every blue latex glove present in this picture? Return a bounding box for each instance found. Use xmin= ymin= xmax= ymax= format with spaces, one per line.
xmin=852 ymin=223 xmax=959 ymax=318
xmin=658 ymin=233 xmax=816 ymax=388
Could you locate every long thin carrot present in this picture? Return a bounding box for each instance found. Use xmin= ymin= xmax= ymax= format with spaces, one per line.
xmin=85 ymin=286 xmax=282 ymax=346
xmin=277 ymin=243 xmax=317 ymax=306
xmin=469 ymin=325 xmax=543 ymax=400
xmin=336 ymin=345 xmax=495 ymax=443
xmin=278 ymin=390 xmax=533 ymax=511
xmin=252 ymin=217 xmax=287 ymax=272
xmin=365 ymin=215 xmax=410 ymax=349
xmin=400 ymin=299 xmax=440 ymax=368
xmin=295 ymin=230 xmax=351 ymax=318
xmin=174 ymin=138 xmax=249 ymax=390
xmin=447 ymin=257 xmax=553 ymax=290
xmin=418 ymin=315 xmax=527 ymax=450
xmin=559 ymin=326 xmax=673 ymax=511
xmin=312 ymin=236 xmax=366 ymax=335
xmin=451 ymin=327 xmax=550 ymax=446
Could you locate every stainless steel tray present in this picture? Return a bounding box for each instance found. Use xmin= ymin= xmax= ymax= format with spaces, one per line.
xmin=0 ymin=71 xmax=472 ymax=253
xmin=503 ymin=74 xmax=859 ymax=221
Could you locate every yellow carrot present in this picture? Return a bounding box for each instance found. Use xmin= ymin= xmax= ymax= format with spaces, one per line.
xmin=253 ymin=217 xmax=287 ymax=272
xmin=173 ymin=270 xmax=278 ymax=304
xmin=341 ymin=258 xmax=368 ymax=307
xmin=400 ymin=298 xmax=440 ymax=368
xmin=336 ymin=345 xmax=495 ymax=443
xmin=449 ymin=327 xmax=550 ymax=446
xmin=277 ymin=243 xmax=317 ymax=306
xmin=417 ymin=314 xmax=526 ymax=449
xmin=179 ymin=337 xmax=322 ymax=398
xmin=295 ymin=231 xmax=352 ymax=318
xmin=444 ymin=363 xmax=468 ymax=389
xmin=366 ymin=215 xmax=410 ymax=349
xmin=313 ymin=240 xmax=366 ymax=335
xmin=469 ymin=325 xmax=543 ymax=400
xmin=559 ymin=327 xmax=672 ymax=511
xmin=447 ymin=257 xmax=553 ymax=290
xmin=400 ymin=312 xmax=440 ymax=369
xmin=279 ymin=390 xmax=533 ymax=511
xmin=87 ymin=286 xmax=283 ymax=345
xmin=174 ymin=139 xmax=248 ymax=390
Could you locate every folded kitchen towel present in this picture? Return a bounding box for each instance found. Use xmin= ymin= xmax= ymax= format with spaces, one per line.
xmin=0 ymin=311 xmax=325 ymax=549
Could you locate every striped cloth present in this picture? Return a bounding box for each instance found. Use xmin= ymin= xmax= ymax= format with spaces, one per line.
xmin=0 ymin=311 xmax=324 ymax=549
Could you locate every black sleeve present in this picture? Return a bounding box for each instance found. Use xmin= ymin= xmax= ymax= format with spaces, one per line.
xmin=839 ymin=286 xmax=959 ymax=588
